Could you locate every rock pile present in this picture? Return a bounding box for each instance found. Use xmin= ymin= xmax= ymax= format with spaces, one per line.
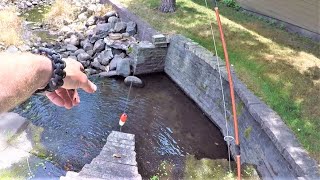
xmin=52 ymin=9 xmax=138 ymax=80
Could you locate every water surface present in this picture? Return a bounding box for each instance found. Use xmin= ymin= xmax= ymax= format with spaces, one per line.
xmin=15 ymin=74 xmax=228 ymax=178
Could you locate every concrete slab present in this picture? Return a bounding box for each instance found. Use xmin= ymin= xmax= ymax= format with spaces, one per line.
xmin=0 ymin=113 xmax=28 ymax=151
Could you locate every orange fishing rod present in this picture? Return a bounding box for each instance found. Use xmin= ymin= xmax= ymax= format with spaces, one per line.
xmin=213 ymin=5 xmax=241 ymax=180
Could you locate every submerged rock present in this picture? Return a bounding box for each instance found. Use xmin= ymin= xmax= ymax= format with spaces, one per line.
xmin=124 ymin=76 xmax=144 ymax=88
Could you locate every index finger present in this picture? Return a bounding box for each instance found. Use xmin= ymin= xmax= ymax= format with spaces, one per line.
xmin=79 ymin=74 xmax=97 ymax=93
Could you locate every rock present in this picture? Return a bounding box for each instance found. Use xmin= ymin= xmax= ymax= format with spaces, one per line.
xmin=63 ymin=19 xmax=72 ymax=25
xmin=100 ymin=70 xmax=118 ymax=77
xmin=17 ymin=44 xmax=31 ymax=52
xmin=83 ymin=41 xmax=93 ymax=52
xmin=77 ymin=52 xmax=91 ymax=62
xmin=91 ymin=58 xmax=106 ymax=70
xmin=109 ymin=33 xmax=123 ymax=40
xmin=26 ymin=1 xmax=32 ymax=6
xmin=97 ymin=48 xmax=113 ymax=65
xmin=126 ymin=21 xmax=137 ymax=36
xmin=85 ymin=29 xmax=94 ymax=37
xmin=94 ymin=23 xmax=112 ymax=38
xmin=109 ymin=56 xmax=122 ymax=70
xmin=116 ymin=58 xmax=131 ymax=77
xmin=87 ymin=4 xmax=97 ymax=14
xmin=122 ymin=32 xmax=130 ymax=38
xmin=112 ymin=48 xmax=123 ymax=55
xmin=114 ymin=22 xmax=127 ymax=33
xmin=85 ymin=68 xmax=98 ymax=75
xmin=108 ymin=16 xmax=119 ymax=25
xmin=32 ymin=1 xmax=38 ymax=5
xmin=86 ymin=16 xmax=97 ymax=26
xmin=60 ymin=26 xmax=73 ymax=34
xmin=69 ymin=56 xmax=77 ymax=60
xmin=70 ymin=34 xmax=80 ymax=46
xmin=104 ymin=11 xmax=117 ymax=19
xmin=64 ymin=38 xmax=71 ymax=44
xmin=66 ymin=44 xmax=78 ymax=51
xmin=93 ymin=39 xmax=105 ymax=54
xmin=87 ymin=50 xmax=94 ymax=57
xmin=119 ymin=52 xmax=126 ymax=59
xmin=80 ymin=60 xmax=90 ymax=68
xmin=5 ymin=46 xmax=19 ymax=53
xmin=124 ymin=76 xmax=144 ymax=88
xmin=78 ymin=12 xmax=88 ymax=21
xmin=74 ymin=49 xmax=86 ymax=56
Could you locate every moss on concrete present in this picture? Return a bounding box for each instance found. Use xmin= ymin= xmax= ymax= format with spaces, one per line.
xmin=184 ymin=155 xmax=259 ymax=179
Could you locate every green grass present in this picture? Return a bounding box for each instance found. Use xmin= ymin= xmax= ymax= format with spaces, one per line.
xmin=118 ymin=0 xmax=320 ymax=162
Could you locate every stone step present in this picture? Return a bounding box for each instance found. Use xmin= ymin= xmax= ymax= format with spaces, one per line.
xmin=107 ymin=131 xmax=135 ymax=146
xmin=94 ymin=144 xmax=137 ymax=166
xmin=80 ymin=162 xmax=141 ymax=179
xmin=107 ymin=140 xmax=135 ymax=151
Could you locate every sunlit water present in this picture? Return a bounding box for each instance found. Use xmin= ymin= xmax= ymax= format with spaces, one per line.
xmin=14 ymin=74 xmax=228 ymax=178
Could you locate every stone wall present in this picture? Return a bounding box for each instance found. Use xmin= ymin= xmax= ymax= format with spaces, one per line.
xmin=164 ymin=35 xmax=319 ymax=179
xmin=132 ymin=41 xmax=167 ymax=75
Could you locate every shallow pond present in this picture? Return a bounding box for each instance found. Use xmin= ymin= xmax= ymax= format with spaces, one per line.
xmin=14 ymin=74 xmax=228 ymax=178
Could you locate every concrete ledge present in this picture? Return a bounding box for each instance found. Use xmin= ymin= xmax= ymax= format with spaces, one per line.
xmin=164 ymin=35 xmax=319 ymax=179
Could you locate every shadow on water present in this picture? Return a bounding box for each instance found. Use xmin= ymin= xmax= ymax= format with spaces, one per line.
xmin=15 ymin=74 xmax=228 ymax=179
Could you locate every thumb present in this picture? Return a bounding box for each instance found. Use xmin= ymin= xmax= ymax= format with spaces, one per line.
xmin=80 ymin=78 xmax=97 ymax=93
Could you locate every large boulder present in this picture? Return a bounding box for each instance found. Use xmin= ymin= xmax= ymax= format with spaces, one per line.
xmin=116 ymin=58 xmax=131 ymax=77
xmin=124 ymin=76 xmax=144 ymax=88
xmin=93 ymin=39 xmax=105 ymax=54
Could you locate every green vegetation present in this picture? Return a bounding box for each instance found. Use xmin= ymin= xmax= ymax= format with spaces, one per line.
xmin=118 ymin=0 xmax=320 ymax=162
xmin=184 ymin=155 xmax=259 ymax=179
xmin=244 ymin=126 xmax=252 ymax=139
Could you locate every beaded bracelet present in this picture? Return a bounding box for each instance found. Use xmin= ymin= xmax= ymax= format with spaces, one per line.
xmin=33 ymin=47 xmax=66 ymax=93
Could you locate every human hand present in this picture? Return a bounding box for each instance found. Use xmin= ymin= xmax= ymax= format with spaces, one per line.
xmin=45 ymin=58 xmax=97 ymax=109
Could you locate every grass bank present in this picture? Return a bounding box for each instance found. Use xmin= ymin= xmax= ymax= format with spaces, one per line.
xmin=117 ymin=0 xmax=320 ymax=162
xmin=0 ymin=6 xmax=23 ymax=46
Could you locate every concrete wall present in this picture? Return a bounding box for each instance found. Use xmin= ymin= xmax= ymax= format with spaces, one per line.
xmin=164 ymin=35 xmax=319 ymax=179
xmin=237 ymin=0 xmax=320 ymax=41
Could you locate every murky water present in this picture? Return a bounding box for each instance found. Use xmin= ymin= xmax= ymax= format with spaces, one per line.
xmin=14 ymin=74 xmax=228 ymax=178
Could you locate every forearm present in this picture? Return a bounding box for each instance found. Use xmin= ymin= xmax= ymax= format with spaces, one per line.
xmin=0 ymin=53 xmax=52 ymax=113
